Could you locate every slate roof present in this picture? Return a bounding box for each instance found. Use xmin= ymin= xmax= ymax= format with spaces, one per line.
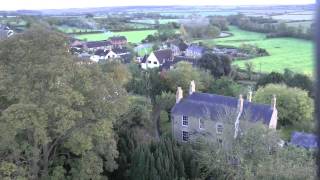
xmin=186 ymin=44 xmax=205 ymax=53
xmin=290 ymin=132 xmax=318 ymax=149
xmin=154 ymin=49 xmax=173 ymax=64
xmin=141 ymin=55 xmax=148 ymax=63
xmin=172 ymin=92 xmax=274 ymax=125
xmin=85 ymin=40 xmax=111 ymax=48
xmin=160 ymin=56 xmax=198 ymax=71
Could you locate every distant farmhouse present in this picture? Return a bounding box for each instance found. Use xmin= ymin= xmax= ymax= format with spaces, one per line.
xmin=69 ymin=36 xmax=130 ymax=63
xmin=171 ymin=81 xmax=278 ymax=143
xmin=0 ymin=25 xmax=14 ymax=40
xmin=140 ymin=49 xmax=173 ymax=69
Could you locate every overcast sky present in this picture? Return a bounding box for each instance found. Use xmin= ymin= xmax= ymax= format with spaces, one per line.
xmin=0 ymin=0 xmax=316 ymax=10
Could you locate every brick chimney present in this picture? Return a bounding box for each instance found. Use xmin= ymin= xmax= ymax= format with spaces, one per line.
xmin=237 ymin=94 xmax=244 ymax=113
xmin=176 ymin=87 xmax=183 ymax=104
xmin=271 ymin=94 xmax=277 ymax=109
xmin=247 ymin=91 xmax=252 ymax=102
xmin=189 ymin=80 xmax=195 ymax=95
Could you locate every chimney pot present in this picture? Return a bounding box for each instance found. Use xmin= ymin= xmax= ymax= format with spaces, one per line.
xmin=189 ymin=80 xmax=196 ymax=95
xmin=176 ymin=87 xmax=183 ymax=104
xmin=237 ymin=94 xmax=244 ymax=113
xmin=247 ymin=91 xmax=252 ymax=102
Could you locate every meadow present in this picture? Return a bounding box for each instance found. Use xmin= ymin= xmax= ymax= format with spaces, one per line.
xmin=75 ymin=30 xmax=157 ymax=43
xmin=200 ymin=26 xmax=314 ymax=75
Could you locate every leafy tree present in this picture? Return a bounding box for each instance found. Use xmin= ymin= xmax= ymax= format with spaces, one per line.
xmin=254 ymin=84 xmax=314 ymax=130
xmin=100 ymin=61 xmax=131 ymax=86
xmin=0 ymin=26 xmax=126 ymax=179
xmin=199 ymin=52 xmax=232 ymax=78
xmin=208 ymin=77 xmax=245 ymax=97
xmin=286 ymin=73 xmax=314 ymax=95
xmin=157 ymin=23 xmax=176 ymax=41
xmin=164 ymin=62 xmax=213 ymax=93
xmin=257 ymin=72 xmax=285 ymax=87
xmin=244 ymin=62 xmax=255 ymax=80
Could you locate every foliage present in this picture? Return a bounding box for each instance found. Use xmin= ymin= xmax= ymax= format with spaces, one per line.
xmin=208 ymin=77 xmax=245 ymax=97
xmin=198 ymin=52 xmax=232 ymax=78
xmin=254 ymin=84 xmax=314 ymax=130
xmin=100 ymin=61 xmax=132 ymax=86
xmin=257 ymin=72 xmax=285 ymax=87
xmin=129 ymin=138 xmax=199 ymax=180
xmin=157 ymin=23 xmax=177 ymax=41
xmin=164 ymin=62 xmax=213 ymax=93
xmin=198 ymin=123 xmax=316 ymax=179
xmin=0 ymin=26 xmax=127 ymax=179
xmin=257 ymin=70 xmax=314 ymax=95
xmin=183 ymin=22 xmax=221 ymax=39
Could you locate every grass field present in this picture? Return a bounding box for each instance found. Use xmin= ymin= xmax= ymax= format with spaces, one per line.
xmin=200 ymin=26 xmax=314 ymax=75
xmin=75 ymin=30 xmax=157 ymax=43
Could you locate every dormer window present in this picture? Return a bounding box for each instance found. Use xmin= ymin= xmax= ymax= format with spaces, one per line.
xmin=182 ymin=116 xmax=188 ymax=126
xmin=199 ymin=119 xmax=204 ymax=130
xmin=216 ymin=123 xmax=223 ymax=134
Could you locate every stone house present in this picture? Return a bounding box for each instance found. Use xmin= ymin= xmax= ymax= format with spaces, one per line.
xmin=171 ymin=81 xmax=278 ymax=143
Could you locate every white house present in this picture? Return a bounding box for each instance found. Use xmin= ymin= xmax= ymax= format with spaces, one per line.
xmin=140 ymin=49 xmax=173 ymax=70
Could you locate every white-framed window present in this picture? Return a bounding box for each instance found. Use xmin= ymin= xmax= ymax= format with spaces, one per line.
xmin=182 ymin=115 xmax=188 ymax=126
xmin=182 ymin=131 xmax=189 ymax=142
xmin=199 ymin=119 xmax=204 ymax=130
xmin=153 ymin=61 xmax=157 ymax=64
xmin=148 ymin=61 xmax=152 ymax=63
xmin=216 ymin=123 xmax=223 ymax=134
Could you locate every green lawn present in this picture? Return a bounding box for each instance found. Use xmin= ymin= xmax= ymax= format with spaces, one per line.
xmin=75 ymin=30 xmax=157 ymax=43
xmin=200 ymin=26 xmax=314 ymax=75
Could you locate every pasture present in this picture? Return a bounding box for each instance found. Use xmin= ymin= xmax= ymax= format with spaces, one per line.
xmin=200 ymin=26 xmax=314 ymax=75
xmin=75 ymin=30 xmax=157 ymax=43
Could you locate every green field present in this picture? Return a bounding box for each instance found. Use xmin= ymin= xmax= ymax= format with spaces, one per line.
xmin=200 ymin=26 xmax=314 ymax=75
xmin=75 ymin=30 xmax=157 ymax=43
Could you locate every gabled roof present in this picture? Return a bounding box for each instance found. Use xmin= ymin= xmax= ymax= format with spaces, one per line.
xmin=154 ymin=49 xmax=173 ymax=64
xmin=172 ymin=92 xmax=274 ymax=125
xmin=141 ymin=55 xmax=148 ymax=63
xmin=290 ymin=132 xmax=318 ymax=149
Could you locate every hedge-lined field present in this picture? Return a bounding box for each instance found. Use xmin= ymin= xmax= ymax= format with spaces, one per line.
xmin=75 ymin=30 xmax=157 ymax=43
xmin=200 ymin=26 xmax=314 ymax=75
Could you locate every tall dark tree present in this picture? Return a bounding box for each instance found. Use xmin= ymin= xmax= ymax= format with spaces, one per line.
xmin=199 ymin=52 xmax=232 ymax=78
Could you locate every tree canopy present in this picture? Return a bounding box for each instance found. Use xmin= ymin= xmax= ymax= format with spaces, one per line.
xmin=0 ymin=26 xmax=127 ymax=179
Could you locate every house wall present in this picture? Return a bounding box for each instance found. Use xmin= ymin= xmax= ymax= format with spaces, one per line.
xmin=172 ymin=113 xmax=235 ymax=148
xmin=268 ymin=109 xmax=278 ymax=129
